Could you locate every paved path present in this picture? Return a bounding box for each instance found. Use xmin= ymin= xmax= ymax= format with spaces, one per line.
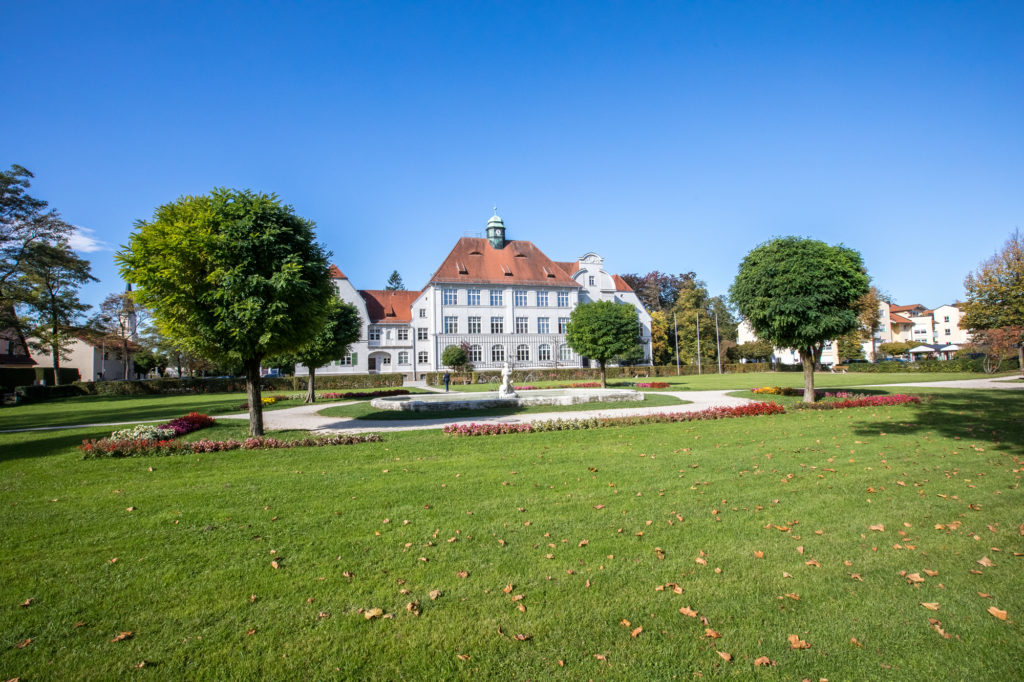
xmin=862 ymin=375 xmax=1024 ymax=390
xmin=216 ymin=390 xmax=754 ymax=434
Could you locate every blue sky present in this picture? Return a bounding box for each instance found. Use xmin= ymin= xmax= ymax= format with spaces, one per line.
xmin=4 ymin=1 xmax=1022 ymax=311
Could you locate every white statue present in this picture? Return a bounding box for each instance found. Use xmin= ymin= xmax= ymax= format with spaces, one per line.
xmin=498 ymin=362 xmax=518 ymax=398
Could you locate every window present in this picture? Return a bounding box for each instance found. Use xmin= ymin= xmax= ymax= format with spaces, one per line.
xmin=385 ymin=329 xmax=393 ymax=340
xmin=515 ymin=290 xmax=528 ymax=306
xmin=444 ymin=316 xmax=458 ymax=334
xmin=418 ymin=351 xmax=428 ymax=363
xmin=381 ymin=355 xmax=391 ymax=365
xmin=588 ymin=276 xmax=595 ymax=286
xmin=559 ymin=344 xmax=573 ymax=362
xmin=468 ymin=316 xmax=481 ymax=334
xmin=335 ymin=354 xmax=354 ymax=366
xmin=468 ymin=289 xmax=481 ymax=306
xmin=491 ymin=344 xmax=505 ymax=362
xmin=469 ymin=344 xmax=482 ymax=362
xmin=443 ymin=288 xmax=457 ymax=305
xmin=558 ymin=317 xmax=570 ymax=334
xmin=491 ymin=316 xmax=504 ymax=334
xmin=398 ymin=351 xmax=409 ymax=364
xmin=537 ymin=317 xmax=550 ymax=334
xmin=417 ymin=328 xmax=428 ymax=340
xmin=516 ymin=344 xmax=530 ymax=362
xmin=419 ymin=308 xmax=426 ymax=318
xmin=945 ymin=328 xmax=951 ymax=336
xmin=943 ymin=315 xmax=950 ymax=323
xmin=490 ymin=290 xmax=503 ymax=306
xmin=824 ymin=341 xmax=833 ymax=350
xmin=369 ymin=327 xmax=381 ymax=341
xmin=538 ymin=344 xmax=551 ymax=361
xmin=537 ymin=291 xmax=548 ymax=306
xmin=557 ymin=291 xmax=569 ymax=307
xmin=515 ymin=317 xmax=528 ymax=333
xmin=397 ymin=328 xmax=409 ymax=341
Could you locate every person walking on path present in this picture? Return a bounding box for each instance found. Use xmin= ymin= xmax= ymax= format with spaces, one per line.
xmin=443 ymin=371 xmax=451 ymax=392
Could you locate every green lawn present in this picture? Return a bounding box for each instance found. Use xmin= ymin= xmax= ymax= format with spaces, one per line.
xmin=0 ymin=388 xmax=428 ymax=432
xmin=447 ymin=371 xmax=1010 ymax=393
xmin=316 ymin=392 xmax=687 ymax=421
xmin=2 ymin=387 xmax=1021 ymax=679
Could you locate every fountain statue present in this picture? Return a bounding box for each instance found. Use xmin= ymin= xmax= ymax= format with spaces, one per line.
xmin=497 ymin=362 xmax=518 ymax=399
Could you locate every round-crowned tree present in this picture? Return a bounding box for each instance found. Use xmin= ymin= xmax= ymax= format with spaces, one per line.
xmin=565 ymin=300 xmax=640 ymax=388
xmin=117 ymin=188 xmax=334 ymax=435
xmin=730 ymin=237 xmax=869 ymax=402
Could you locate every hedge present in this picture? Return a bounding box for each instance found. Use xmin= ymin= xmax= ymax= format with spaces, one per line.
xmin=845 ymin=357 xmax=1019 ymax=373
xmin=70 ymin=373 xmax=405 ymax=396
xmin=425 ymin=363 xmax=771 ymax=386
xmin=12 ymin=383 xmax=88 ymax=404
xmin=1 ymin=367 xmax=80 ymax=392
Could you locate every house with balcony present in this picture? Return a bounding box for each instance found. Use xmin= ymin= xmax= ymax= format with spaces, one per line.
xmin=295 ymin=212 xmax=652 ymax=380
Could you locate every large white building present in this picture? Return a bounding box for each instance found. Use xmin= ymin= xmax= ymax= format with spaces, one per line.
xmin=296 ymin=212 xmax=652 ymax=379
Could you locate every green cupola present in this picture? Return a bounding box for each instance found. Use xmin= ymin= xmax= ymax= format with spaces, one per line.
xmin=486 ymin=209 xmax=506 ymax=249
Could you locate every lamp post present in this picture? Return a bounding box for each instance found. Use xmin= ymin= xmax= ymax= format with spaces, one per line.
xmin=713 ymin=310 xmax=722 ymax=374
xmin=673 ymin=312 xmax=680 ymax=375
xmin=696 ymin=312 xmax=702 ymax=375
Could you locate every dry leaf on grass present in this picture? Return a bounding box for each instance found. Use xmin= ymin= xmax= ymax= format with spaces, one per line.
xmin=631 ymin=626 xmax=643 ymax=638
xmin=456 ymin=653 xmax=470 ymax=661
xmin=977 ymin=556 xmax=995 ymax=567
xmin=679 ymin=606 xmax=698 ymax=618
xmin=921 ymin=602 xmax=940 ymax=611
xmin=787 ymin=634 xmax=810 ymax=649
xmin=110 ymin=631 xmax=133 ymax=642
xmin=717 ymin=651 xmax=732 ymax=661
xmin=429 ymin=590 xmax=442 ymax=600
xmin=15 ymin=638 xmax=31 ymax=648
xmin=705 ymin=628 xmax=721 ymax=639
xmin=987 ymin=606 xmax=1007 ymax=620
xmin=753 ymin=551 xmax=764 ymax=559
xmin=754 ymin=656 xmax=776 ymax=666
xmin=19 ymin=598 xmax=33 ymax=607
xmin=869 ymin=524 xmax=885 ymax=532
xmin=364 ymin=608 xmax=384 ymax=620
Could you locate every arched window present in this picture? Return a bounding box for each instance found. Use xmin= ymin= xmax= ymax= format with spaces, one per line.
xmin=398 ymin=351 xmax=409 ymax=365
xmin=491 ymin=344 xmax=505 ymax=363
xmin=559 ymin=344 xmax=573 ymax=362
xmin=516 ymin=344 xmax=530 ymax=362
xmin=469 ymin=344 xmax=482 ymax=362
xmin=417 ymin=351 xmax=428 ymax=364
xmin=538 ymin=344 xmax=551 ymax=361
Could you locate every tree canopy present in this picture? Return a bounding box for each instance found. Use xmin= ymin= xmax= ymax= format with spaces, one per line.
xmin=618 ymin=270 xmax=696 ymax=311
xmin=961 ymin=229 xmax=1024 ymax=375
xmin=730 ymin=237 xmax=869 ymax=402
xmin=385 ymin=270 xmax=405 ymax=291
xmin=441 ymin=344 xmax=470 ymax=372
xmin=118 ymin=188 xmax=334 ymax=434
xmin=565 ymin=300 xmax=640 ymax=387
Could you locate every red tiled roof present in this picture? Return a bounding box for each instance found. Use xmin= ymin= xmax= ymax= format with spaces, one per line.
xmin=328 ymin=264 xmax=347 ymax=279
xmin=612 ymin=274 xmax=634 ymax=292
xmin=553 ymin=261 xmax=581 ymax=277
xmin=890 ymin=313 xmax=914 ymax=325
xmin=428 ymin=238 xmax=581 ymax=287
xmin=359 ymin=290 xmax=421 ymax=323
xmin=890 ymin=304 xmax=923 ymax=313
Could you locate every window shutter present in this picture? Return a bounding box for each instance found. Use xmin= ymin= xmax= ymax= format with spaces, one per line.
xmin=351 ymin=352 xmax=358 ymax=365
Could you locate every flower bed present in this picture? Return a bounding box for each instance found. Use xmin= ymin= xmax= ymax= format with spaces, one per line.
xmin=443 ymin=401 xmax=786 ymax=436
xmin=512 ymin=382 xmax=603 ymax=391
xmin=751 ymin=386 xmax=862 ymax=399
xmin=319 ymin=389 xmax=411 ymax=400
xmin=80 ymin=432 xmax=383 ymax=458
xmin=238 ymin=395 xmax=293 ymax=410
xmin=794 ymin=394 xmax=921 ymax=410
xmin=635 ymin=382 xmax=671 ymax=389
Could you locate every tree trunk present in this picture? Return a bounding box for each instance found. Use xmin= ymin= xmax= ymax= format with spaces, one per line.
xmin=801 ymin=347 xmax=816 ymax=403
xmin=245 ymin=358 xmax=264 ymax=437
xmin=122 ymin=339 xmax=130 ymax=380
xmin=599 ymin=360 xmax=607 ymax=389
xmin=305 ymin=367 xmax=316 ymax=404
xmin=1019 ymin=344 xmax=1023 ymax=377
xmin=51 ymin=340 xmax=61 ymax=386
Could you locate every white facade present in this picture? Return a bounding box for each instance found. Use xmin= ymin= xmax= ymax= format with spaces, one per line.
xmin=297 ymin=214 xmax=652 ymax=379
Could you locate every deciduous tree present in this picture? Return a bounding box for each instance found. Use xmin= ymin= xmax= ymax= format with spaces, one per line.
xmin=20 ymin=242 xmax=95 ymax=384
xmin=961 ymin=229 xmax=1024 ymax=375
xmin=118 ymin=189 xmax=334 ymax=435
xmin=730 ymin=237 xmax=869 ymax=402
xmin=268 ymin=298 xmax=361 ymax=403
xmin=566 ymin=300 xmax=640 ymax=388
xmin=441 ymin=344 xmax=470 ymax=372
xmin=878 ymin=341 xmax=911 ymax=358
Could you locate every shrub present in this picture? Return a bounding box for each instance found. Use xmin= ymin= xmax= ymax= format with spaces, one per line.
xmin=635 ymin=382 xmax=671 ymax=389
xmin=319 ymin=389 xmax=411 ymax=400
xmin=794 ymin=394 xmax=921 ymax=410
xmin=110 ymin=424 xmax=175 ymax=441
xmin=80 ymin=432 xmax=382 ymax=458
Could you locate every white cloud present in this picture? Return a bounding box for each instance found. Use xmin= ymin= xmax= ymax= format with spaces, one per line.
xmin=67 ymin=226 xmax=108 ymax=253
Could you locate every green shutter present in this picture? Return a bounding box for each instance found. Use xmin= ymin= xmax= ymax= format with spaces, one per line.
xmin=351 ymin=352 xmax=357 ymax=365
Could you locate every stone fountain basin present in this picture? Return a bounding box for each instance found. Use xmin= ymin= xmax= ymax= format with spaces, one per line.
xmin=370 ymin=388 xmax=643 ymax=412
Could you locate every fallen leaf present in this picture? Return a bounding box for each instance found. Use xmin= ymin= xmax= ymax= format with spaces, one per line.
xmin=620 ymin=619 xmax=631 ymax=627
xmin=249 ymin=594 xmax=257 ymax=603
xmin=987 ymin=606 xmax=1007 ymax=620
xmin=456 ymin=653 xmax=470 ymax=661
xmin=906 ymin=573 xmax=925 ymax=584
xmin=503 ymin=584 xmax=514 ymax=594
xmin=631 ymin=626 xmax=643 ymax=637
xmin=511 ymin=594 xmax=524 ymax=602
xmin=921 ymin=602 xmax=940 ymax=611
xmin=594 ymin=654 xmax=607 ymax=662
xmin=753 ymin=551 xmax=764 ymax=559
xmin=513 ymin=633 xmax=531 ymax=641
xmin=19 ymin=598 xmax=33 ymax=607
xmin=923 ymin=569 xmax=939 ymax=577
xmin=247 ymin=628 xmax=257 ymax=636
xmin=805 ymin=559 xmax=821 ymax=567
xmin=364 ymin=608 xmax=384 ymax=619
xmin=317 ymin=611 xmax=330 ymax=619
xmin=110 ymin=631 xmax=133 ymax=642
xmin=754 ymin=656 xmax=776 ymax=667
xmin=978 ymin=592 xmax=992 ymax=598
xmin=851 ymin=637 xmax=863 ymax=647
xmin=457 ymin=571 xmax=468 ymax=579
xmin=15 ymin=638 xmax=31 ymax=648
xmin=869 ymin=524 xmax=885 ymax=532
xmin=695 ymin=557 xmax=707 ymax=566
xmin=679 ymin=606 xmax=698 ymax=618
xmin=126 ymin=506 xmax=136 ymax=512
xmin=851 ymin=573 xmax=863 ymax=581
xmin=270 ymin=560 xmax=279 ymax=570
xmin=977 ymin=556 xmax=995 ymax=567
xmin=705 ymin=628 xmax=721 ymax=639
xmin=578 ymin=539 xmax=589 ymax=547
xmin=429 ymin=590 xmax=442 ymax=600
xmin=135 ymin=661 xmax=147 ymax=668
xmin=717 ymin=651 xmax=732 ymax=661
xmin=785 ymin=593 xmax=800 ymax=600
xmin=787 ymin=634 xmax=810 ymax=649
